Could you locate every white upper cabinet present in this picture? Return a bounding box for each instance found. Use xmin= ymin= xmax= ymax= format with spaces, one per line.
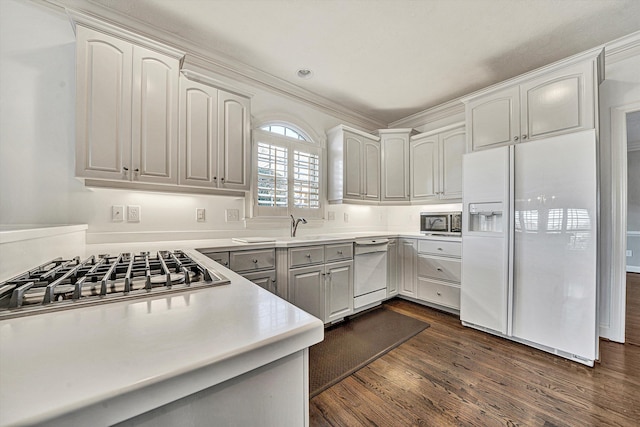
xmin=179 ymin=77 xmax=218 ymax=187
xmin=179 ymin=76 xmax=250 ymax=191
xmin=410 ymin=133 xmax=439 ymax=201
xmin=327 ymin=125 xmax=381 ymax=203
xmin=131 ymin=45 xmax=179 ymax=185
xmin=217 ymin=91 xmax=251 ymax=191
xmin=379 ymin=129 xmax=412 ymax=203
xmin=464 ymin=48 xmax=603 ymax=152
xmin=410 ymin=124 xmax=465 ymax=201
xmin=75 ymin=26 xmax=133 ymax=181
xmin=439 ymin=126 xmax=465 ymax=200
xmin=76 ymin=25 xmax=181 ymax=184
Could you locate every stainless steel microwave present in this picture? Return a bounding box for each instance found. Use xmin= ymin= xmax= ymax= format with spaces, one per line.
xmin=420 ymin=212 xmax=462 ymax=235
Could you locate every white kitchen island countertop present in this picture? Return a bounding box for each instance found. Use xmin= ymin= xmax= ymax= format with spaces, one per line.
xmin=0 ymin=249 xmax=324 ymax=427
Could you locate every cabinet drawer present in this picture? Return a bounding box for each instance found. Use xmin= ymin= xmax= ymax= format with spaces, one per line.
xmin=230 ymin=249 xmax=275 ymax=273
xmin=417 ymin=255 xmax=461 ymax=283
xmin=417 ymin=278 xmax=460 ymax=309
xmin=289 ymin=245 xmax=325 ymax=268
xmin=325 ymin=243 xmax=353 ymax=262
xmin=242 ymin=270 xmax=277 ymax=294
xmin=202 ymin=251 xmax=230 ymax=268
xmin=418 ymin=240 xmax=461 ymax=257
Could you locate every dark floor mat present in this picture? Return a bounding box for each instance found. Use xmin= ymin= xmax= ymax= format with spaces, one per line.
xmin=309 ymin=307 xmax=430 ymax=398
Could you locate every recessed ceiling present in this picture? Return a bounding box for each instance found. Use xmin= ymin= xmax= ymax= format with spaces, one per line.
xmin=64 ymin=0 xmax=640 ymax=125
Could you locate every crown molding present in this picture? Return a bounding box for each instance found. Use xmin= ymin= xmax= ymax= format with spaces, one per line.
xmin=388 ymin=98 xmax=465 ymax=129
xmin=43 ymin=0 xmax=386 ymax=130
xmin=604 ymin=30 xmax=640 ymax=65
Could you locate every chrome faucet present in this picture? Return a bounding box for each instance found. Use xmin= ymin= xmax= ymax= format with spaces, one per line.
xmin=290 ymin=214 xmax=307 ymax=237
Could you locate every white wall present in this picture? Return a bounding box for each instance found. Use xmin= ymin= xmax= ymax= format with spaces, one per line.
xmin=598 ymin=45 xmax=640 ymax=340
xmin=627 ymin=149 xmax=640 ymax=270
xmin=0 ymin=0 xmax=394 ymax=243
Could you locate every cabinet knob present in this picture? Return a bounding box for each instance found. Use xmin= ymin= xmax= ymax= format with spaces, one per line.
xmin=123 ymin=166 xmax=129 ymax=172
xmin=436 ymin=292 xmax=442 ymax=296
xmin=522 ymin=134 xmax=528 ymax=140
xmin=252 ymin=259 xmax=258 ymax=263
xmin=306 ymin=253 xmax=311 ymax=258
xmin=436 ymin=268 xmax=443 ymax=272
xmin=437 ymin=247 xmax=443 ymax=251
xmin=337 ymin=250 xmax=343 ymax=255
xmin=213 ymin=176 xmax=217 ymax=181
xmin=513 ymin=136 xmax=519 ymax=141
xmin=221 ymin=177 xmax=225 ymax=182
xmin=224 ymin=262 xmax=229 ymax=266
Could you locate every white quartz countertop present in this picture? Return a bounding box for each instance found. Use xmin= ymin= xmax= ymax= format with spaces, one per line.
xmin=0 ymin=250 xmax=324 ymax=426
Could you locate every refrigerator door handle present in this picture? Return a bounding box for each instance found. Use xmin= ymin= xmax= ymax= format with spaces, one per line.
xmin=507 ymin=145 xmax=515 ymax=337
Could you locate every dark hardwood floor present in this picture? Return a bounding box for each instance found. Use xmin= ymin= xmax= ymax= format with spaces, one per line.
xmin=310 ymin=298 xmax=640 ymax=427
xmin=626 ymin=272 xmax=640 ymax=346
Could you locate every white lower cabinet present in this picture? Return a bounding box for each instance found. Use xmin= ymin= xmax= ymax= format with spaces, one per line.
xmin=387 ymin=238 xmax=399 ymax=297
xmin=324 ymin=260 xmax=354 ymax=323
xmin=201 ymin=248 xmax=277 ymax=295
xmin=399 ymin=239 xmax=417 ymax=297
xmin=289 ymin=265 xmax=325 ymax=320
xmin=287 ymin=243 xmax=354 ymax=324
xmin=415 ymin=238 xmax=461 ymax=310
xmin=397 ymin=238 xmax=462 ymax=311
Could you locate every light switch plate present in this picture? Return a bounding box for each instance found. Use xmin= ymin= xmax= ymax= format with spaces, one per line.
xmin=127 ymin=205 xmax=141 ymax=222
xmin=196 ymin=208 xmax=206 ymax=222
xmin=226 ymin=209 xmax=239 ymax=222
xmin=111 ymin=205 xmax=124 ymax=222
xmin=627 ymin=250 xmax=633 ymax=257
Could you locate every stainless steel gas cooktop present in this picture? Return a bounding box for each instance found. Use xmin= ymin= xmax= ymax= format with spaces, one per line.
xmin=0 ymin=250 xmax=229 ymax=319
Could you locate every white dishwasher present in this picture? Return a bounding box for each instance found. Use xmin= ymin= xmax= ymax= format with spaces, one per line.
xmin=354 ymin=239 xmax=389 ymax=310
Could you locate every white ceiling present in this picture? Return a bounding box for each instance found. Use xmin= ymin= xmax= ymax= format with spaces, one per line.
xmin=64 ymin=0 xmax=640 ymax=125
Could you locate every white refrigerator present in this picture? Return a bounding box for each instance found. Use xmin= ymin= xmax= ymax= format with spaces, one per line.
xmin=460 ymin=130 xmax=598 ymax=366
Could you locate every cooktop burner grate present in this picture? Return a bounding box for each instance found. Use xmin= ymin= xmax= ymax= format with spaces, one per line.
xmin=0 ymin=250 xmax=229 ymax=319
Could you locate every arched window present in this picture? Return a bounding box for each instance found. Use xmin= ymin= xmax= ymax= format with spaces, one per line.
xmin=253 ymin=123 xmax=322 ymax=218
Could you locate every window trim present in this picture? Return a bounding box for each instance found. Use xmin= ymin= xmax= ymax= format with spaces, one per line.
xmin=251 ymin=127 xmax=324 ymax=219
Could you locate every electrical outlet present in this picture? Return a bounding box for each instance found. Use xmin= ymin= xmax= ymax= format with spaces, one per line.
xmin=196 ymin=208 xmax=206 ymax=222
xmin=627 ymin=250 xmax=633 ymax=257
xmin=344 ymin=213 xmax=349 ymax=223
xmin=111 ymin=205 xmax=124 ymax=222
xmin=127 ymin=205 xmax=141 ymax=222
xmin=225 ymin=209 xmax=239 ymax=222
xmin=328 ymin=211 xmax=335 ymax=221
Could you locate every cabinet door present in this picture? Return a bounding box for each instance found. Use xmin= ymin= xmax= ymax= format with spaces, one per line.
xmin=325 ymin=260 xmax=354 ymax=323
xmin=243 ymin=270 xmax=277 ymax=295
xmin=439 ymin=126 xmax=465 ymax=199
xmin=387 ymin=239 xmax=399 ymax=297
xmin=131 ymin=45 xmax=179 ymax=185
xmin=363 ymin=139 xmax=381 ymax=200
xmin=381 ymin=135 xmax=409 ymax=201
xmin=399 ymin=239 xmax=417 ymax=297
xmin=520 ymin=61 xmax=594 ymax=142
xmin=466 ymin=85 xmax=520 ymax=151
xmin=343 ymin=132 xmax=363 ymax=199
xmin=75 ymin=26 xmax=132 ymax=181
xmin=410 ymin=136 xmax=439 ymax=200
xmin=288 ymin=265 xmax=325 ymax=321
xmin=218 ymin=91 xmax=251 ymax=190
xmin=179 ymin=77 xmax=219 ymax=187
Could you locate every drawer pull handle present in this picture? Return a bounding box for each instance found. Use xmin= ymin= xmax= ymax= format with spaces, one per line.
xmin=436 ymin=268 xmax=443 ymax=272
xmin=337 ymin=250 xmax=343 ymax=255
xmin=437 ymin=247 xmax=443 ymax=251
xmin=306 ymin=253 xmax=311 ymax=258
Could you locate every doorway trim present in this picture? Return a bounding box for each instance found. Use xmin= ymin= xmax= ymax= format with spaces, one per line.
xmin=610 ymin=101 xmax=640 ymax=343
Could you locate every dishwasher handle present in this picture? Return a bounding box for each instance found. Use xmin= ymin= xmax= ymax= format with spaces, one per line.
xmin=354 ymin=239 xmax=389 ymax=255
